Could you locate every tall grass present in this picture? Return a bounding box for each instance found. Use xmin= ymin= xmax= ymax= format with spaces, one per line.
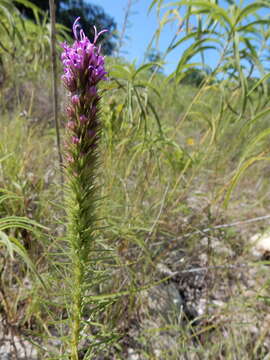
xmin=0 ymin=0 xmax=270 ymax=358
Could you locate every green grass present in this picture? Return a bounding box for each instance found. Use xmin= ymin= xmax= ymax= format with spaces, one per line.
xmin=1 ymin=0 xmax=270 ymax=358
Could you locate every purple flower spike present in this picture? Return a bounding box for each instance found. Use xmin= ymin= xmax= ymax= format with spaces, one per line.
xmin=61 ymin=18 xmax=107 ymax=92
xmin=61 ymin=18 xmax=107 ymax=164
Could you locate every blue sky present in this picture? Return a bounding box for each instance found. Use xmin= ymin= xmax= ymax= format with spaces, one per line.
xmin=90 ymin=0 xmax=183 ymax=73
xmin=89 ymin=0 xmax=269 ymax=75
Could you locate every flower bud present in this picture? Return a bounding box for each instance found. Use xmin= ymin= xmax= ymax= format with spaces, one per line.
xmin=67 ymin=121 xmax=76 ymax=130
xmin=71 ymin=95 xmax=80 ymax=105
xmin=79 ymin=115 xmax=88 ymax=124
xmin=72 ymin=136 xmax=80 ymax=144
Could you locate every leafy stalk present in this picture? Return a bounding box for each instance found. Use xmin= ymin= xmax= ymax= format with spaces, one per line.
xmin=60 ymin=18 xmax=108 ymax=359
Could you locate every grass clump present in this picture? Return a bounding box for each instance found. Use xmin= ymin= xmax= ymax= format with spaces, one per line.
xmin=1 ymin=0 xmax=270 ymax=359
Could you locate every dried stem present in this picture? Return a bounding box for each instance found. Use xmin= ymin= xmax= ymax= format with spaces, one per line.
xmin=172 ymin=214 xmax=270 ymax=241
xmin=49 ymin=0 xmax=64 ymax=189
xmin=117 ymin=0 xmax=134 ymax=56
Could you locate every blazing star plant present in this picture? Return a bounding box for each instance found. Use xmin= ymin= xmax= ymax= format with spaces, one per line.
xmin=61 ymin=17 xmax=107 ymax=164
xmin=61 ymin=18 xmax=108 ymax=359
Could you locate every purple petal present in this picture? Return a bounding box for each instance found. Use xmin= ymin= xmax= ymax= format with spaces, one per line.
xmin=72 ymin=17 xmax=81 ymax=40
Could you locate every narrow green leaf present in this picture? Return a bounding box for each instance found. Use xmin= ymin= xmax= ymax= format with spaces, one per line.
xmin=224 ymin=156 xmax=270 ymax=208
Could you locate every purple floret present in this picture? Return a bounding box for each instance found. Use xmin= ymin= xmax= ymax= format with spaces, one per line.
xmin=61 ymin=17 xmax=107 ymax=93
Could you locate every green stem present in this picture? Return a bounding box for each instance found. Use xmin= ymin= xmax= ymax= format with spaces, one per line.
xmin=71 ymin=270 xmax=82 ymax=359
xmin=70 ymin=222 xmax=84 ymax=359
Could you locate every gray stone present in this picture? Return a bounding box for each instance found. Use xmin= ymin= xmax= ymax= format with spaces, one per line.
xmin=249 ymin=231 xmax=270 ymax=259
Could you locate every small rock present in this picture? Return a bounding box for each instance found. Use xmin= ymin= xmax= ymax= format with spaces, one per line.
xmin=143 ymin=283 xmax=184 ymax=323
xmin=197 ymin=298 xmax=207 ymax=316
xmin=0 ymin=336 xmax=38 ymax=360
xmin=127 ymin=348 xmax=140 ymax=360
xmin=156 ymin=263 xmax=176 ymax=277
xmin=250 ymin=232 xmax=270 ymax=259
xmin=201 ymin=237 xmax=234 ymax=257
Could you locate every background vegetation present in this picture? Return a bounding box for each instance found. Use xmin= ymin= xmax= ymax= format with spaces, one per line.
xmin=1 ymin=0 xmax=270 ymax=359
